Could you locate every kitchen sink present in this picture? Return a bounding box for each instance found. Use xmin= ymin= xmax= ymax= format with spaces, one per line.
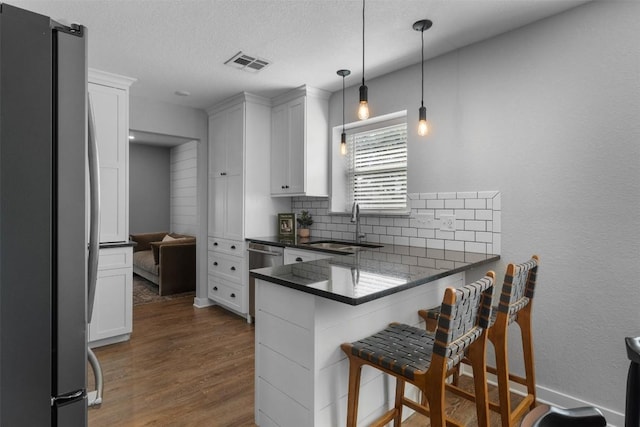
xmin=302 ymin=240 xmax=382 ymax=253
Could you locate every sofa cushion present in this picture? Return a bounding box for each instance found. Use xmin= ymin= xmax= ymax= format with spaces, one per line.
xmin=133 ymin=250 xmax=159 ymax=276
xmin=162 ymin=234 xmax=176 ymax=242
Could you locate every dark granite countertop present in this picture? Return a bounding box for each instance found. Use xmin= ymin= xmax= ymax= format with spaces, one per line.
xmin=249 ymin=239 xmax=499 ymax=305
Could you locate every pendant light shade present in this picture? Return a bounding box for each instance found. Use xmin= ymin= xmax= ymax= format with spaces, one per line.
xmin=413 ymin=19 xmax=432 ymax=136
xmin=337 ymin=69 xmax=351 ymax=156
xmin=358 ymin=0 xmax=369 ymax=120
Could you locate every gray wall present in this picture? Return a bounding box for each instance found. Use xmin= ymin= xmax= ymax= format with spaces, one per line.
xmin=328 ymin=1 xmax=638 ymax=423
xmin=129 ymin=144 xmax=171 ymax=233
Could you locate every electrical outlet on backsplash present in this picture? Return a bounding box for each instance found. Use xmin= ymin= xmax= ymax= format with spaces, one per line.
xmin=291 ymin=191 xmax=501 ymax=255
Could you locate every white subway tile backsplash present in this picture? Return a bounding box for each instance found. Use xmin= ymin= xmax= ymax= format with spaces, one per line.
xmin=394 ymin=236 xmax=410 ymax=246
xmin=478 ymin=191 xmax=498 ymax=199
xmin=373 ymin=226 xmax=387 ymax=235
xmin=493 ymin=211 xmax=502 ymax=233
xmin=380 ymin=235 xmax=394 ymax=244
xmin=409 ymin=237 xmax=426 ymax=247
xmin=476 ymin=232 xmax=493 ymax=243
xmin=427 ymin=239 xmax=445 ymax=249
xmin=291 ymin=190 xmax=500 ymax=255
xmin=455 ymin=209 xmax=475 ymax=220
xmin=455 ymin=231 xmax=475 ymax=241
xmin=394 ymin=218 xmax=410 ymax=227
xmin=465 ymin=198 xmax=486 ymax=209
xmin=465 ymin=220 xmax=486 ymax=231
xmin=445 ymin=240 xmax=465 ymax=251
xmin=476 ymin=210 xmax=493 ymax=221
xmin=387 ymin=227 xmax=402 ymax=236
xmin=457 ymin=192 xmax=478 ymax=199
xmin=402 ymin=227 xmax=417 ymax=237
xmin=445 ymin=199 xmax=465 ymax=209
xmin=417 ymin=228 xmax=435 ymax=239
xmin=410 ymin=198 xmax=426 ymax=209
xmin=436 ymin=230 xmax=455 ymax=240
xmin=438 ymin=192 xmax=457 ymax=199
xmin=380 ymin=217 xmax=394 ymax=226
xmin=426 ymin=199 xmax=444 ymax=209
xmin=466 ymin=242 xmax=487 ymax=253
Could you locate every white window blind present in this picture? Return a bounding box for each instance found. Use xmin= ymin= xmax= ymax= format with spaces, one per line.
xmin=346 ymin=121 xmax=407 ymax=211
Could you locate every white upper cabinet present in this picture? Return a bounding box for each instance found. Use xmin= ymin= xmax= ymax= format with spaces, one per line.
xmin=270 ymin=85 xmax=330 ymax=197
xmin=208 ymin=103 xmax=245 ymax=241
xmin=88 ymin=69 xmax=135 ymax=243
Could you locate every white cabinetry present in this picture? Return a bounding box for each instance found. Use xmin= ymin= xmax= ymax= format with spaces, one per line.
xmin=207 ymin=93 xmax=289 ymax=319
xmin=89 ymin=246 xmax=133 ymax=347
xmin=284 ymin=247 xmax=332 ymax=265
xmin=88 ymin=69 xmax=135 ymax=347
xmin=271 ymin=85 xmax=330 ymax=197
xmin=88 ymin=69 xmax=135 ymax=243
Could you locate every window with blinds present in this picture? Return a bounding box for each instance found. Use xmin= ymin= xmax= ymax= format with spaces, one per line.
xmin=346 ymin=121 xmax=408 ymax=211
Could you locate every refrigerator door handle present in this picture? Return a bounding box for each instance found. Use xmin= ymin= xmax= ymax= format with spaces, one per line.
xmin=51 ymin=389 xmax=84 ymax=407
xmin=87 ymin=94 xmax=100 ymax=322
xmin=86 ymin=95 xmax=104 ymax=409
xmin=87 ymin=347 xmax=103 ymax=407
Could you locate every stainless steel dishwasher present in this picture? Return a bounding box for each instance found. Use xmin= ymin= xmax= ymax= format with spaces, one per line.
xmin=247 ymin=242 xmax=284 ymax=322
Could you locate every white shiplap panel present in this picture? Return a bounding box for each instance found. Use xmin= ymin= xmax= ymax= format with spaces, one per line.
xmin=170 ymin=141 xmax=198 ymax=234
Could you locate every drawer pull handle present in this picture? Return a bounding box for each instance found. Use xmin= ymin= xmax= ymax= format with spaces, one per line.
xmin=230 ymin=293 xmax=236 ymax=298
xmin=230 ymin=266 xmax=236 ymax=271
xmin=220 ymin=172 xmax=227 ymax=176
xmin=230 ymin=245 xmax=236 ymax=250
xmin=213 ymin=242 xmax=218 ymax=246
xmin=285 ymin=185 xmax=289 ymax=189
xmin=295 ymin=257 xmax=303 ymax=262
xmin=213 ymin=262 xmax=218 ymax=266
xmin=213 ymin=286 xmax=218 ymax=291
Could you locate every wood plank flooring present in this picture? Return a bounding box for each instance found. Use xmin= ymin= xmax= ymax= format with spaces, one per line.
xmin=88 ymin=295 xmax=525 ymax=426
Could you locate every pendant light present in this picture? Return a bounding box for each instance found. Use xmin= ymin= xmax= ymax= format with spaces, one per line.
xmin=413 ymin=19 xmax=432 ymax=136
xmin=357 ymin=0 xmax=369 ymax=120
xmin=337 ymin=69 xmax=351 ymax=155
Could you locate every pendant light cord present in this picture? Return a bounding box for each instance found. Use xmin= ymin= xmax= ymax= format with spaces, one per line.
xmin=342 ymin=77 xmax=346 ymax=134
xmin=362 ymin=0 xmax=365 ymax=86
xmin=421 ymin=27 xmax=424 ymax=107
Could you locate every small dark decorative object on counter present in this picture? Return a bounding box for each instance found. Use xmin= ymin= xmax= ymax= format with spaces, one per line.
xmin=278 ymin=213 xmax=296 ymax=239
xmin=296 ymin=210 xmax=313 ymax=238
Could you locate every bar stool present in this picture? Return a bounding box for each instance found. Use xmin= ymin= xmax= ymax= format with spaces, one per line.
xmin=419 ymin=255 xmax=540 ymax=427
xmin=340 ymin=272 xmax=495 ymax=427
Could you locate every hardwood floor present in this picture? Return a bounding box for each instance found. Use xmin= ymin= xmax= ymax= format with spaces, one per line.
xmin=88 ymin=296 xmax=524 ymax=426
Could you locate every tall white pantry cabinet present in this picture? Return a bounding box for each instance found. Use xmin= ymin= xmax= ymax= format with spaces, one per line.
xmin=88 ymin=69 xmax=135 ymax=347
xmin=207 ymin=93 xmax=288 ymax=320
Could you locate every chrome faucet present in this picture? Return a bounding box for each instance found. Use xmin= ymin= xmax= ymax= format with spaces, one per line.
xmin=351 ymin=202 xmax=365 ymax=243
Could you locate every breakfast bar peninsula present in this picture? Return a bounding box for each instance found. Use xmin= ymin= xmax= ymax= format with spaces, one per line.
xmin=250 ymin=243 xmax=499 ymax=426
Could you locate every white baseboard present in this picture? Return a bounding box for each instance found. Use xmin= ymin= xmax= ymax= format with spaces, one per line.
xmin=459 ymin=366 xmax=624 ymax=427
xmin=193 ymin=296 xmax=213 ymax=308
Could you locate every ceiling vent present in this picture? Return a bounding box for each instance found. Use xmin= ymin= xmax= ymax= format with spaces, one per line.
xmin=224 ymin=51 xmax=270 ymax=73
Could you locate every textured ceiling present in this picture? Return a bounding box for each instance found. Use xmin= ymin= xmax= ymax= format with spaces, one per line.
xmin=10 ymin=0 xmax=590 ymax=110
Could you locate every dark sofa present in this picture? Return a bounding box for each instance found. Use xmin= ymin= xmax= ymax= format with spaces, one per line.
xmin=130 ymin=232 xmax=196 ymax=296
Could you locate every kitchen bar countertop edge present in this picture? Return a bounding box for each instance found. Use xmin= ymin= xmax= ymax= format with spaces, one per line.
xmin=248 ymin=236 xmax=500 ymax=305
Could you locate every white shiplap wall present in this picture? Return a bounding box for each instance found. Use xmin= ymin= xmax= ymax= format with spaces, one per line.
xmin=170 ymin=141 xmax=198 ymax=235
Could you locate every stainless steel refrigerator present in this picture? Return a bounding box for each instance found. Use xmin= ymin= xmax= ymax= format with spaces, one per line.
xmin=0 ymin=4 xmax=100 ymax=426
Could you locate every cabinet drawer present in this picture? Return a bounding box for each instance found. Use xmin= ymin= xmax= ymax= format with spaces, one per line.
xmin=98 ymin=246 xmax=132 ymax=270
xmin=208 ymin=275 xmax=245 ymax=313
xmin=208 ymin=251 xmax=243 ymax=283
xmin=208 ymin=237 xmax=244 ymax=255
xmin=284 ymin=248 xmax=331 ymax=265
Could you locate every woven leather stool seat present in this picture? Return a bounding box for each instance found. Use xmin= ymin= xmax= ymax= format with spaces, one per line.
xmin=341 ymin=272 xmax=495 ymax=427
xmin=419 ymin=255 xmax=540 ymax=427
